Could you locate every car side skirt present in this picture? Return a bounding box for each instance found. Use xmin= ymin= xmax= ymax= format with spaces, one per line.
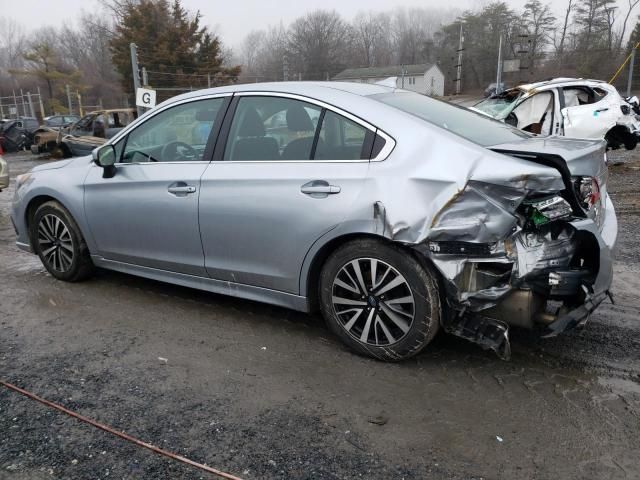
xmin=91 ymin=256 xmax=311 ymax=313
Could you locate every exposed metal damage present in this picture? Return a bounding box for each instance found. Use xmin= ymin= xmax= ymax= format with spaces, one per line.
xmin=373 ymin=146 xmax=615 ymax=360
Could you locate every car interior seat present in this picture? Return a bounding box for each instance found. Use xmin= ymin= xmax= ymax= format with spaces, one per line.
xmin=231 ymin=107 xmax=279 ymax=160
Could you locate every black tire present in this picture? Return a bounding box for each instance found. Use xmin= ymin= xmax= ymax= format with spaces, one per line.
xmin=624 ymin=134 xmax=638 ymax=150
xmin=319 ymin=238 xmax=441 ymax=361
xmin=30 ymin=201 xmax=94 ymax=282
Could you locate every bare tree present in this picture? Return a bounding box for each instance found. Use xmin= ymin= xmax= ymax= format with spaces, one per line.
xmin=554 ymin=0 xmax=574 ymax=54
xmin=522 ymin=0 xmax=557 ymax=63
xmin=288 ymin=10 xmax=350 ymax=80
xmin=617 ymin=0 xmax=640 ymax=50
xmin=240 ymin=30 xmax=266 ymax=76
xmin=352 ymin=11 xmax=386 ymax=67
xmin=574 ymin=0 xmax=617 ymax=49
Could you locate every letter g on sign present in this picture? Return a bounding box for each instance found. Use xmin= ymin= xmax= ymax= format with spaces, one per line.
xmin=136 ymin=88 xmax=157 ymax=108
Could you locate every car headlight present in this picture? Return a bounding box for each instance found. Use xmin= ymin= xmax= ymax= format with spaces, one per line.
xmin=15 ymin=173 xmax=32 ymax=191
xmin=520 ymin=195 xmax=573 ymax=227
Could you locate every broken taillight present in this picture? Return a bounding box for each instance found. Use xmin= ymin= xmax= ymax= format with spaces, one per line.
xmin=574 ymin=176 xmax=601 ymax=210
xmin=521 ymin=195 xmax=573 ymax=227
xmin=574 ymin=176 xmax=604 ymax=229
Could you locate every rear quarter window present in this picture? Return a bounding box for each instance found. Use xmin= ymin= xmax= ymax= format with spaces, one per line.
xmin=371 ymin=91 xmax=531 ymax=147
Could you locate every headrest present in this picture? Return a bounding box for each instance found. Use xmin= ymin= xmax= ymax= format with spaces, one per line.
xmin=286 ymin=103 xmax=314 ymax=132
xmin=238 ymin=107 xmax=265 ymax=137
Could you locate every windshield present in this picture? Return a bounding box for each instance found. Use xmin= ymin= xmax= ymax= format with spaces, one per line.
xmin=371 ymin=91 xmax=531 ymax=147
xmin=474 ymin=89 xmax=524 ymax=119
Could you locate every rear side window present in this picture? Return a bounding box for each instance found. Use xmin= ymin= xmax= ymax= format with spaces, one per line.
xmin=223 ymin=96 xmax=321 ymax=161
xmin=371 ymin=91 xmax=531 ymax=147
xmin=315 ymin=110 xmax=368 ymax=160
xmin=222 ymin=96 xmax=372 ymax=161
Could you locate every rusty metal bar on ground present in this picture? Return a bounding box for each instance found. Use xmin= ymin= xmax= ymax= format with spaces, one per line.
xmin=0 ymin=379 xmax=244 ymax=480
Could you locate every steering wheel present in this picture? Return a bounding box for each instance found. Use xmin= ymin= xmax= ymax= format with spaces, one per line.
xmin=160 ymin=141 xmax=198 ymax=161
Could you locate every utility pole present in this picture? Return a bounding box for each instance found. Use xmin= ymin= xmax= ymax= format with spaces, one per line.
xmin=142 ymin=67 xmax=148 ymax=87
xmin=20 ymin=89 xmax=26 ymax=117
xmin=207 ymin=73 xmax=212 ymax=88
xmin=9 ymin=90 xmax=20 ymax=118
xmin=66 ymin=84 xmax=73 ymax=115
xmin=455 ymin=24 xmax=464 ymax=95
xmin=628 ymin=48 xmax=636 ymax=98
xmin=496 ymin=34 xmax=504 ymax=94
xmin=401 ymin=65 xmax=406 ymax=89
xmin=283 ymin=54 xmax=289 ymax=81
xmin=26 ymin=92 xmax=35 ymax=118
xmin=36 ymin=87 xmax=45 ymax=119
xmin=12 ymin=90 xmax=18 ymax=118
xmin=130 ymin=42 xmax=143 ymax=117
xmin=76 ymin=92 xmax=83 ymax=116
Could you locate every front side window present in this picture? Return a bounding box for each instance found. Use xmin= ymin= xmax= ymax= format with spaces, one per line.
xmin=510 ymin=91 xmax=554 ymax=134
xmin=224 ymin=96 xmax=321 ymax=161
xmin=120 ymin=97 xmax=225 ymax=163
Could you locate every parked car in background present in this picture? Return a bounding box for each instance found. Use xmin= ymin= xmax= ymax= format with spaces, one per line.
xmin=43 ymin=115 xmax=80 ymax=128
xmin=11 ymin=82 xmax=616 ymax=361
xmin=31 ymin=115 xmax=82 ymax=155
xmin=472 ymin=78 xmax=640 ymax=150
xmin=57 ymin=109 xmax=137 ymax=157
xmin=0 ymin=154 xmax=8 ymax=191
xmin=0 ymin=117 xmax=39 ymax=152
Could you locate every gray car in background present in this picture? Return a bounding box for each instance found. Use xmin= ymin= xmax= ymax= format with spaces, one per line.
xmin=10 ymin=82 xmax=617 ymax=361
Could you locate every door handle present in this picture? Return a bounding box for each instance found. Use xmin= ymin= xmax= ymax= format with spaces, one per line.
xmin=301 ymin=180 xmax=341 ymax=197
xmin=301 ymin=185 xmax=341 ymax=194
xmin=168 ymin=185 xmax=196 ymax=195
xmin=595 ymin=108 xmax=609 ymax=113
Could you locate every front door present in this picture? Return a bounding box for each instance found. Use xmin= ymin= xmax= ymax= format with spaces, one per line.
xmin=199 ymin=94 xmax=372 ymax=294
xmin=84 ymin=96 xmax=228 ymax=276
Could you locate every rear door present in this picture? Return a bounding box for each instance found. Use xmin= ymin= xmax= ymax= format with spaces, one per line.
xmin=198 ymin=93 xmax=374 ymax=294
xmin=561 ymin=86 xmax=612 ymax=139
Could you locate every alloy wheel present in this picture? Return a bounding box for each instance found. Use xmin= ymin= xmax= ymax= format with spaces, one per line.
xmin=331 ymin=258 xmax=415 ymax=346
xmin=38 ymin=214 xmax=74 ymax=272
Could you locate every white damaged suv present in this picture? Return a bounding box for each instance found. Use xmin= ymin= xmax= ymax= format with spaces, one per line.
xmin=472 ymin=78 xmax=640 ymax=150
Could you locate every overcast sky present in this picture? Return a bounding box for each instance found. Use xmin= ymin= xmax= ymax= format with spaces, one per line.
xmin=1 ymin=0 xmax=633 ymax=49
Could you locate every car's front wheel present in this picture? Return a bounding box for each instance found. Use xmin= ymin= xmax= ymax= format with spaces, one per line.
xmin=319 ymin=238 xmax=441 ymax=361
xmin=30 ymin=201 xmax=94 ymax=282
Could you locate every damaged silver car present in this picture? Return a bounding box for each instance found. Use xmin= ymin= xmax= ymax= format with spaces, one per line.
xmin=10 ymin=82 xmax=616 ymax=361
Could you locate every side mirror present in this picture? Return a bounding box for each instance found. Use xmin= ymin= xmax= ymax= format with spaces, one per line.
xmin=93 ymin=144 xmax=117 ymax=178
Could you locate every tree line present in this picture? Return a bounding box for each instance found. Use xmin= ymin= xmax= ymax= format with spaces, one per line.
xmin=240 ymin=0 xmax=640 ymax=92
xmin=1 ymin=0 xmax=640 ymax=117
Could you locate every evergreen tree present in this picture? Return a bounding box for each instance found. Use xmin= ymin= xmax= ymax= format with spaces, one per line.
xmin=109 ymin=0 xmax=240 ymax=94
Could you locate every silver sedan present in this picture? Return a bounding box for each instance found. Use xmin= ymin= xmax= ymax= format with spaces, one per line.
xmin=10 ymin=82 xmax=617 ymax=361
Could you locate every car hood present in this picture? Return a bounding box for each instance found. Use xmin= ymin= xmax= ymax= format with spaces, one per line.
xmin=31 ymin=156 xmax=90 ymax=173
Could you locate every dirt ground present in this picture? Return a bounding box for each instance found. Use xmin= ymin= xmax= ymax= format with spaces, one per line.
xmin=1 ymin=149 xmax=639 ymax=480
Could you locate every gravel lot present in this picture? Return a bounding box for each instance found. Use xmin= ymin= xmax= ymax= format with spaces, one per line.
xmin=1 ymin=149 xmax=639 ymax=480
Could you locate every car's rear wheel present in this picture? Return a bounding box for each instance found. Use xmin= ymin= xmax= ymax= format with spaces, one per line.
xmin=319 ymin=238 xmax=441 ymax=361
xmin=30 ymin=201 xmax=94 ymax=282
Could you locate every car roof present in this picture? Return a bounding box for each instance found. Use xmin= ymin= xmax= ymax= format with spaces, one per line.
xmin=515 ymin=78 xmax=608 ymax=92
xmin=161 ymin=81 xmax=396 ymax=107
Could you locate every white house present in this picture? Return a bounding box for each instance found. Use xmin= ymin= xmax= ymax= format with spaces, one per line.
xmin=332 ymin=64 xmax=445 ymax=96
